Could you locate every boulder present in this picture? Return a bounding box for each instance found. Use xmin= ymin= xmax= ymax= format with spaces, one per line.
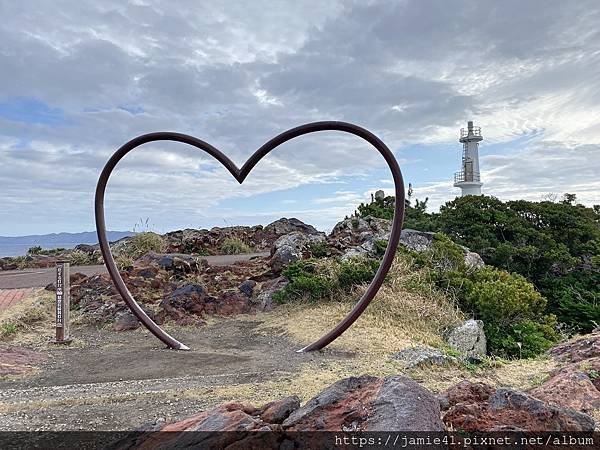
xmin=238 ymin=280 xmax=256 ymax=297
xmin=254 ymin=276 xmax=289 ymax=310
xmin=282 ymin=375 xmax=444 ymax=431
xmin=260 ymin=396 xmax=300 ymax=424
xmin=269 ymin=232 xmax=326 ymax=273
xmin=442 ymin=380 xmax=595 ymax=431
xmin=549 ymin=330 xmax=600 ymax=363
xmin=447 ymin=319 xmax=487 ymax=358
xmin=113 ymin=312 xmax=140 ymax=332
xmin=263 ymin=218 xmax=319 ymax=236
xmin=391 ymin=345 xmax=454 ymax=369
xmin=399 ymin=229 xmax=435 ymax=252
xmin=529 ymin=358 xmax=600 ymax=414
xmin=328 ymin=216 xmax=391 ymax=254
xmin=464 ymin=251 xmax=485 ymax=269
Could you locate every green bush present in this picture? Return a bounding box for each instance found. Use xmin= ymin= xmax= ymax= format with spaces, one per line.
xmin=220 ymin=237 xmax=252 ymax=255
xmin=338 ymin=257 xmax=379 ymax=287
xmin=275 ymin=256 xmax=380 ymax=303
xmin=276 ymin=259 xmax=337 ymax=302
xmin=308 ymin=241 xmax=329 ymax=258
xmin=68 ymin=250 xmax=94 ymax=266
xmin=356 ymin=192 xmax=600 ymax=333
xmin=27 ymin=246 xmax=43 ymax=255
xmin=129 ymin=232 xmax=167 ymax=258
xmin=445 ymin=266 xmax=559 ymax=358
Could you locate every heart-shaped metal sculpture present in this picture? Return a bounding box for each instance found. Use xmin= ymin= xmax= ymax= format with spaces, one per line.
xmin=95 ymin=121 xmax=405 ymax=351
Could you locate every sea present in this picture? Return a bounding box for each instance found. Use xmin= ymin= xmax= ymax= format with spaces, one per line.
xmin=0 ymin=243 xmax=81 ymax=258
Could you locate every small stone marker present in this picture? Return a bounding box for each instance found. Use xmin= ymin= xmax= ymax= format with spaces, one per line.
xmin=54 ymin=261 xmax=72 ymax=344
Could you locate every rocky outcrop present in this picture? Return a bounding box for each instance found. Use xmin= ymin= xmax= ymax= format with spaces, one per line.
xmin=399 ymin=229 xmax=435 ymax=252
xmin=391 ymin=345 xmax=454 ymax=369
xmin=528 ymin=331 xmax=600 ymax=414
xmin=129 ymin=375 xmax=443 ymax=437
xmin=71 ymin=247 xmax=280 ymax=327
xmin=447 ymin=319 xmax=487 ymax=358
xmin=328 ymin=216 xmax=390 ymax=258
xmin=110 ymin=372 xmax=598 ymax=449
xmin=269 ymin=232 xmax=326 ymax=273
xmin=529 ymin=358 xmax=600 ymax=414
xmin=441 ymin=380 xmax=595 ymax=431
xmin=263 ymin=218 xmax=319 ymax=236
xmin=326 ymin=217 xmax=485 ymax=269
xmin=134 ymin=252 xmax=207 ymax=277
xmin=548 ymin=330 xmax=600 ymax=363
xmin=260 ymin=396 xmax=300 ymax=424
xmin=164 ymin=218 xmax=318 ymax=256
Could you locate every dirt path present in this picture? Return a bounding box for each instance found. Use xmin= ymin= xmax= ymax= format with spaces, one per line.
xmin=0 ymin=317 xmax=347 ymax=431
xmin=0 ymin=253 xmax=269 ymax=289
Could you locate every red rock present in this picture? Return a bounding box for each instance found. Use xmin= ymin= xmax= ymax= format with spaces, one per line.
xmin=260 ymin=396 xmax=300 ymax=424
xmin=529 ymin=357 xmax=600 ymax=414
xmin=439 ymin=380 xmax=495 ymax=410
xmin=69 ymin=272 xmax=88 ymax=285
xmin=442 ymin=381 xmax=595 ymax=431
xmin=282 ymin=375 xmax=444 ymax=431
xmin=549 ymin=330 xmax=600 ymax=363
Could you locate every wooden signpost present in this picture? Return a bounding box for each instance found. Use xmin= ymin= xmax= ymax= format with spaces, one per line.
xmin=54 ymin=261 xmax=71 ymax=344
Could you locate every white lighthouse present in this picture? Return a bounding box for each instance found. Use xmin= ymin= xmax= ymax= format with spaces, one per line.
xmin=453 ymin=121 xmax=483 ymax=196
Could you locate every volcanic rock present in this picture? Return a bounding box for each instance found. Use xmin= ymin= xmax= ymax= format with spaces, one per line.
xmin=391 ymin=345 xmax=454 ymax=369
xmin=447 ymin=319 xmax=487 ymax=358
xmin=282 ymin=375 xmax=444 ymax=431
xmin=113 ymin=312 xmax=140 ymax=331
xmin=254 ymin=276 xmax=289 ymax=310
xmin=549 ymin=330 xmax=600 ymax=363
xmin=442 ymin=380 xmax=595 ymax=431
xmin=529 ymin=358 xmax=600 ymax=414
xmin=260 ymin=396 xmax=300 ymax=424
xmin=269 ymin=232 xmax=326 ymax=273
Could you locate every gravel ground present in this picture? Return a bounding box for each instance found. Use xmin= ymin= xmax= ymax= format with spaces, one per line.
xmin=0 ymin=317 xmax=341 ymax=431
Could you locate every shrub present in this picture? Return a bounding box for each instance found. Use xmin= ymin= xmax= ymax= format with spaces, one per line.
xmin=27 ymin=246 xmax=43 ymax=255
xmin=129 ymin=232 xmax=166 ymax=258
xmin=68 ymin=250 xmax=93 ymax=266
xmin=115 ymin=255 xmax=134 ymax=271
xmin=276 ymin=259 xmax=338 ymax=303
xmin=338 ymin=257 xmax=380 ymax=288
xmin=308 ymin=241 xmax=329 ymax=258
xmin=275 ymin=256 xmax=382 ymax=304
xmin=219 ymin=237 xmax=252 ymax=254
xmin=445 ymin=266 xmax=559 ymax=358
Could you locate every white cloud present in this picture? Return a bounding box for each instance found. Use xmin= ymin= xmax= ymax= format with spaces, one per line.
xmin=0 ymin=0 xmax=599 ymax=234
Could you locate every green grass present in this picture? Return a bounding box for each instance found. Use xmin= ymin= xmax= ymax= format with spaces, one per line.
xmin=219 ymin=238 xmax=252 ymax=255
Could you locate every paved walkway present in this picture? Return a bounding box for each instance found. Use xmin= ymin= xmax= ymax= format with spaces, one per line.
xmin=0 ymin=288 xmax=35 ymax=312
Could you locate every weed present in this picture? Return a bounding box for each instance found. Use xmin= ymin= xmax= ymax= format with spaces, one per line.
xmin=220 ymin=238 xmax=252 ymax=255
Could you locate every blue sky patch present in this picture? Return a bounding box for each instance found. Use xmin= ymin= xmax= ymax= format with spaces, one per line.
xmin=0 ymin=97 xmax=67 ymax=126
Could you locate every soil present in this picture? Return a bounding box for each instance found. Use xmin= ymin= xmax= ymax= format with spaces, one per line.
xmin=0 ymin=317 xmax=349 ymax=431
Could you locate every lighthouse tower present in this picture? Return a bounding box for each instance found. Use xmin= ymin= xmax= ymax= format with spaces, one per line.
xmin=453 ymin=121 xmax=483 ymax=196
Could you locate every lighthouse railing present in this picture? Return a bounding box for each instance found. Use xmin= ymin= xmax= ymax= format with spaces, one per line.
xmin=460 ymin=127 xmax=481 ymax=138
xmin=454 ymin=170 xmax=480 ymax=183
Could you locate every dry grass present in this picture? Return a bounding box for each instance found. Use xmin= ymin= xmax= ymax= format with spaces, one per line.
xmin=0 ymin=290 xmax=52 ymax=342
xmin=258 ymin=256 xmax=465 ymax=356
xmin=0 ymin=290 xmax=86 ymax=349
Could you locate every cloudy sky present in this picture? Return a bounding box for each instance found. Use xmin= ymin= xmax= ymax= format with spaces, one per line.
xmin=1 ymin=0 xmax=599 ymax=236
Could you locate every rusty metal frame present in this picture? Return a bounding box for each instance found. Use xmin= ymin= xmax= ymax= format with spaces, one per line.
xmin=95 ymin=121 xmax=405 ymax=352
